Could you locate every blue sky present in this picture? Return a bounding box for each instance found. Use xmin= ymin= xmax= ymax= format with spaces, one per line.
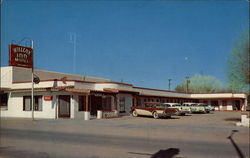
xmin=1 ymin=0 xmax=249 ymax=90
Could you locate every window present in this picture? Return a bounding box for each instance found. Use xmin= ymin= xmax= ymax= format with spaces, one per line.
xmin=78 ymin=95 xmax=86 ymax=111
xmin=119 ymin=97 xmax=126 ymax=113
xmin=0 ymin=93 xmax=8 ymax=107
xmin=23 ymin=96 xmax=42 ymax=111
xmin=102 ymin=96 xmax=112 ymax=111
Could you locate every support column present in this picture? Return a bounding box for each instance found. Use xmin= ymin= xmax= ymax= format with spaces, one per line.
xmin=218 ymin=100 xmax=223 ymax=111
xmin=84 ymin=94 xmax=90 ymax=120
xmin=54 ymin=95 xmax=58 ymax=119
xmin=114 ymin=95 xmax=118 ymax=115
xmin=240 ymin=99 xmax=244 ymax=111
xmin=70 ymin=94 xmax=76 ymax=119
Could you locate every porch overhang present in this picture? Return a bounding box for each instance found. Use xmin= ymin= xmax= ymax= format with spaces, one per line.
xmin=4 ymin=86 xmax=74 ymax=93
xmin=64 ymin=88 xmax=90 ymax=94
xmin=103 ymin=88 xmax=139 ymax=95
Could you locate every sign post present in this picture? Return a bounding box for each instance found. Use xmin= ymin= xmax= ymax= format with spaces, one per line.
xmin=9 ymin=41 xmax=35 ymax=120
xmin=31 ymin=40 xmax=34 ymax=121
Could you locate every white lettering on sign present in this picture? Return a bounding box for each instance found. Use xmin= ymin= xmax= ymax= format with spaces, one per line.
xmin=13 ymin=47 xmax=31 ymax=55
xmin=14 ymin=53 xmax=29 ymax=63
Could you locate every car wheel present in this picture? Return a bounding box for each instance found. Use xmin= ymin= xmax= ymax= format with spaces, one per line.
xmin=132 ymin=110 xmax=138 ymax=117
xmin=153 ymin=112 xmax=159 ymax=119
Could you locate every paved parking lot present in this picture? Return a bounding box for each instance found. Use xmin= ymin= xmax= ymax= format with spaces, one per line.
xmin=0 ymin=111 xmax=249 ymax=158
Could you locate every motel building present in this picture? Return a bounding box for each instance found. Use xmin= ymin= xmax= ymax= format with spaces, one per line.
xmin=0 ymin=66 xmax=248 ymax=120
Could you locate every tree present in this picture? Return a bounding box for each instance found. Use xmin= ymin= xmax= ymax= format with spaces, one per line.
xmin=175 ymin=75 xmax=223 ymax=93
xmin=227 ymin=32 xmax=250 ymax=92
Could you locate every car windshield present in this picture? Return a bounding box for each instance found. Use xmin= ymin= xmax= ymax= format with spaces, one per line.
xmin=199 ymin=104 xmax=208 ymax=107
xmin=172 ymin=104 xmax=181 ymax=107
xmin=156 ymin=104 xmax=170 ymax=108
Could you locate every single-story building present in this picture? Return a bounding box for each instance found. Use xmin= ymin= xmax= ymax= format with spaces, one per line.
xmin=0 ymin=66 xmax=248 ymax=120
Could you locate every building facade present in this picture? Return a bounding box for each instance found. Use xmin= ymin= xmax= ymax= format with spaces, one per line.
xmin=0 ymin=66 xmax=248 ymax=120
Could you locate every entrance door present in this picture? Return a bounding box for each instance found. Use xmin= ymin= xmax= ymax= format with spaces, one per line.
xmin=90 ymin=96 xmax=102 ymax=116
xmin=119 ymin=97 xmax=126 ymax=113
xmin=211 ymin=101 xmax=219 ymax=110
xmin=222 ymin=100 xmax=227 ymax=110
xmin=235 ymin=100 xmax=241 ymax=110
xmin=59 ymin=95 xmax=71 ymax=118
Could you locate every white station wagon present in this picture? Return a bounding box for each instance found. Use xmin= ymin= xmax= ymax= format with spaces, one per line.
xmin=182 ymin=102 xmax=206 ymax=113
xmin=197 ymin=103 xmax=214 ymax=113
xmin=162 ymin=103 xmax=190 ymax=115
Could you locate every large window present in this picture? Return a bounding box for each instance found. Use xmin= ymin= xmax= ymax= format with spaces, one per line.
xmin=78 ymin=95 xmax=86 ymax=111
xmin=119 ymin=97 xmax=126 ymax=113
xmin=102 ymin=96 xmax=112 ymax=111
xmin=0 ymin=93 xmax=8 ymax=107
xmin=23 ymin=96 xmax=42 ymax=111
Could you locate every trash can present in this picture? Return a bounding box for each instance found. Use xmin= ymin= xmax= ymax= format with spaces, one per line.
xmin=97 ymin=110 xmax=102 ymax=119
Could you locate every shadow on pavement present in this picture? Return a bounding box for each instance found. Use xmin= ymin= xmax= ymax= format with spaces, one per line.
xmin=151 ymin=148 xmax=180 ymax=158
xmin=224 ymin=118 xmax=241 ymax=122
xmin=180 ymin=114 xmax=192 ymax=116
xmin=0 ymin=146 xmax=50 ymax=158
xmin=129 ymin=148 xmax=180 ymax=158
xmin=134 ymin=116 xmax=180 ymax=120
xmin=227 ymin=130 xmax=245 ymax=158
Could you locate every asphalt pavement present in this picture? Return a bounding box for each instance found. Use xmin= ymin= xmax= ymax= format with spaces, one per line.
xmin=0 ymin=111 xmax=249 ymax=158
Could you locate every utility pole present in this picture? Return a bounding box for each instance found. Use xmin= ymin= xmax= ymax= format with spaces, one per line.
xmin=186 ymin=76 xmax=190 ymax=93
xmin=69 ymin=32 xmax=77 ymax=74
xmin=168 ymin=79 xmax=172 ymax=90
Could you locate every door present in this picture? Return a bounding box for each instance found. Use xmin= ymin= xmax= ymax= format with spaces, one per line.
xmin=222 ymin=100 xmax=227 ymax=110
xmin=119 ymin=97 xmax=126 ymax=113
xmin=211 ymin=101 xmax=219 ymax=110
xmin=90 ymin=96 xmax=102 ymax=116
xmin=59 ymin=95 xmax=71 ymax=118
xmin=235 ymin=100 xmax=241 ymax=110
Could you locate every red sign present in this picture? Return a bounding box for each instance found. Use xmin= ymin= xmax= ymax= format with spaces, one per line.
xmin=9 ymin=44 xmax=33 ymax=68
xmin=44 ymin=96 xmax=53 ymax=101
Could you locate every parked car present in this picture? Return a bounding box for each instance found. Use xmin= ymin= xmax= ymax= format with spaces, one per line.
xmin=197 ymin=103 xmax=215 ymax=112
xmin=182 ymin=102 xmax=206 ymax=113
xmin=130 ymin=103 xmax=179 ymax=119
xmin=208 ymin=105 xmax=215 ymax=111
xmin=197 ymin=103 xmax=211 ymax=113
xmin=162 ymin=103 xmax=190 ymax=115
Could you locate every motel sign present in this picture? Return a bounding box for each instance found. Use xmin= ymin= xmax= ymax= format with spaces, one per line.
xmin=9 ymin=44 xmax=33 ymax=68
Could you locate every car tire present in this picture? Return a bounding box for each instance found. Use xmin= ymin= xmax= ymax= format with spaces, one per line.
xmin=153 ymin=112 xmax=159 ymax=119
xmin=132 ymin=110 xmax=138 ymax=117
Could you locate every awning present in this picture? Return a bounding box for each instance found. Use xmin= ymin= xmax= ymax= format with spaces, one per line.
xmin=4 ymin=86 xmax=74 ymax=92
xmin=103 ymin=88 xmax=119 ymax=93
xmin=64 ymin=88 xmax=90 ymax=94
xmin=103 ymin=88 xmax=139 ymax=94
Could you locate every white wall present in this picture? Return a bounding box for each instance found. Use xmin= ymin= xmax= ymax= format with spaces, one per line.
xmin=190 ymin=93 xmax=247 ymax=99
xmin=117 ymin=93 xmax=133 ymax=115
xmin=0 ymin=67 xmax=13 ymax=88
xmin=94 ymin=83 xmax=134 ymax=91
xmin=11 ymin=80 xmax=75 ymax=89
xmin=0 ymin=91 xmax=56 ymax=119
xmin=72 ymin=94 xmax=90 ymax=119
xmin=134 ymin=87 xmax=190 ymax=98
